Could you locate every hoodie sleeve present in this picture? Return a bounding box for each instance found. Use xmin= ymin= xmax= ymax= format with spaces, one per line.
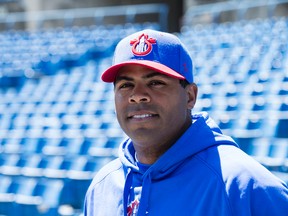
xmin=250 ymin=182 xmax=288 ymax=215
xmin=220 ymin=146 xmax=288 ymax=216
xmin=83 ymin=159 xmax=125 ymax=216
xmin=226 ymin=174 xmax=288 ymax=216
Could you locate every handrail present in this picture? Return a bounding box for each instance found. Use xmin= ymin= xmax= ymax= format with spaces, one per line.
xmin=183 ymin=0 xmax=288 ymax=26
xmin=0 ymin=3 xmax=169 ymax=31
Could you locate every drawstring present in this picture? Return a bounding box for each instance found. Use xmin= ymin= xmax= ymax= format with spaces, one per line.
xmin=123 ymin=169 xmax=152 ymax=216
xmin=137 ymin=173 xmax=152 ymax=215
xmin=123 ymin=168 xmax=133 ymax=216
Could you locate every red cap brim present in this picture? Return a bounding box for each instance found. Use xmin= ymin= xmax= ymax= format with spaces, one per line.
xmin=101 ymin=60 xmax=186 ymax=83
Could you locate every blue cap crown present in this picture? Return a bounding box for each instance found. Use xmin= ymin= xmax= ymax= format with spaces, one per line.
xmin=101 ymin=29 xmax=193 ymax=83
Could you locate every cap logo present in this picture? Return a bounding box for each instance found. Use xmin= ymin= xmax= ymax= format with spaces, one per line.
xmin=130 ymin=33 xmax=156 ymax=56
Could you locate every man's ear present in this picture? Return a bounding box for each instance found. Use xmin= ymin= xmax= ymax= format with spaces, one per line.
xmin=186 ymin=83 xmax=198 ymax=109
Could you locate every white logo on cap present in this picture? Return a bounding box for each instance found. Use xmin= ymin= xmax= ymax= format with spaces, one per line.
xmin=130 ymin=33 xmax=156 ymax=56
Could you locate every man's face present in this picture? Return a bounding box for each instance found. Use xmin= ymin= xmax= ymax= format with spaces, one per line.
xmin=114 ymin=65 xmax=197 ymax=148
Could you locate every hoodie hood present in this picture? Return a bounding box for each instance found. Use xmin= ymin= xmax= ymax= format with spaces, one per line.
xmin=119 ymin=112 xmax=238 ymax=215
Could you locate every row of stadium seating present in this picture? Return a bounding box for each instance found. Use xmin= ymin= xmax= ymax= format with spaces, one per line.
xmin=0 ymin=23 xmax=159 ymax=88
xmin=0 ymin=174 xmax=90 ymax=216
xmin=181 ymin=18 xmax=288 ymax=139
xmin=0 ymin=17 xmax=288 ymax=215
xmin=180 ymin=17 xmax=288 ymax=183
xmin=0 ymin=24 xmax=144 ymax=215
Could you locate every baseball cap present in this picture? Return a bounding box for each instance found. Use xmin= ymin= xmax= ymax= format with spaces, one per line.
xmin=101 ymin=29 xmax=193 ymax=83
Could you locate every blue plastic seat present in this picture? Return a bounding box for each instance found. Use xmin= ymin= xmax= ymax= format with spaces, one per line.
xmin=279 ymin=101 xmax=288 ymax=111
xmin=250 ymin=83 xmax=266 ymax=96
xmin=0 ymin=154 xmax=22 ymax=176
xmin=21 ymin=154 xmax=43 ymax=177
xmin=42 ymin=156 xmax=66 ymax=178
xmin=251 ymin=96 xmax=267 ymax=111
xmin=246 ymin=115 xmax=263 ymax=130
xmin=33 ymin=178 xmax=65 ymax=215
xmin=225 ymin=98 xmax=240 ymax=112
xmin=2 ymin=137 xmax=23 ymax=154
xmin=0 ymin=175 xmax=15 ymax=215
xmin=218 ymin=114 xmax=236 ymax=132
xmin=64 ymin=138 xmax=87 ymax=155
xmin=278 ymin=83 xmax=288 ymax=96
xmin=0 ymin=175 xmax=13 ymax=194
xmin=275 ymin=118 xmax=288 ymax=138
xmin=262 ymin=138 xmax=288 ymax=170
xmin=42 ymin=138 xmax=66 ymax=156
xmin=248 ymin=137 xmax=271 ymax=160
xmin=14 ymin=177 xmax=38 ymax=200
xmin=268 ymin=138 xmax=288 ymax=159
xmin=68 ymin=156 xmax=87 ymax=172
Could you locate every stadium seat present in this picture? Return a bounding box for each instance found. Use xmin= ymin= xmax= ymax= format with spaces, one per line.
xmin=33 ymin=178 xmax=65 ymax=215
xmin=279 ymin=100 xmax=288 ymax=112
xmin=0 ymin=154 xmax=23 ymax=176
xmin=251 ymin=96 xmax=267 ymax=111
xmin=20 ymin=154 xmax=45 ymax=177
xmin=0 ymin=175 xmax=15 ymax=215
xmin=247 ymin=137 xmax=271 ymax=159
xmin=42 ymin=156 xmax=67 ymax=178
xmin=264 ymin=139 xmax=287 ymax=172
xmin=275 ymin=118 xmax=288 ymax=138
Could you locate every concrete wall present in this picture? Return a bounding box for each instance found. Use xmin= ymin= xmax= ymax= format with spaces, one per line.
xmin=20 ymin=0 xmax=184 ymax=32
xmin=1 ymin=0 xmax=288 ymax=32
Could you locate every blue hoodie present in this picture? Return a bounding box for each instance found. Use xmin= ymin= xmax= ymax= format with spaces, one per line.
xmin=84 ymin=112 xmax=288 ymax=216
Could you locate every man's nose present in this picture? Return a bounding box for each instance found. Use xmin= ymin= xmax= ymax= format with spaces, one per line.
xmin=129 ymin=86 xmax=151 ymax=103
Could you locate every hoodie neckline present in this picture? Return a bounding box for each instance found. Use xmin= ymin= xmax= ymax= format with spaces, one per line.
xmin=120 ymin=112 xmax=238 ymax=215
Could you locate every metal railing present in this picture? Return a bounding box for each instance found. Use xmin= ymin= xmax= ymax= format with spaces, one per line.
xmin=183 ymin=0 xmax=288 ymax=26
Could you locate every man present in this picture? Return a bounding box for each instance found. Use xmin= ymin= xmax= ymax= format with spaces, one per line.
xmin=84 ymin=29 xmax=288 ymax=216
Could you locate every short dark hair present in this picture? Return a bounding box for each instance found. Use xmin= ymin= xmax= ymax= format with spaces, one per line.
xmin=179 ymin=79 xmax=190 ymax=88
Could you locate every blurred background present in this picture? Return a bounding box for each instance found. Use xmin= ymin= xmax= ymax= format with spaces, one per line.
xmin=0 ymin=0 xmax=288 ymax=215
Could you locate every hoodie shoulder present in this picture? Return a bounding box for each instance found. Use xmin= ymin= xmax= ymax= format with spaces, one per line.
xmin=84 ymin=158 xmax=125 ymax=216
xmin=197 ymin=144 xmax=288 ymax=215
xmin=88 ymin=158 xmax=123 ymax=188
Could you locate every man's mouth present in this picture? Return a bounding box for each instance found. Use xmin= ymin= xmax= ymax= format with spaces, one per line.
xmin=128 ymin=113 xmax=159 ymax=119
xmin=131 ymin=114 xmax=155 ymax=119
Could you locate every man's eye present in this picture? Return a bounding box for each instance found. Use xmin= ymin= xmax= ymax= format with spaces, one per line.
xmin=119 ymin=83 xmax=133 ymax=89
xmin=149 ymin=80 xmax=165 ymax=86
